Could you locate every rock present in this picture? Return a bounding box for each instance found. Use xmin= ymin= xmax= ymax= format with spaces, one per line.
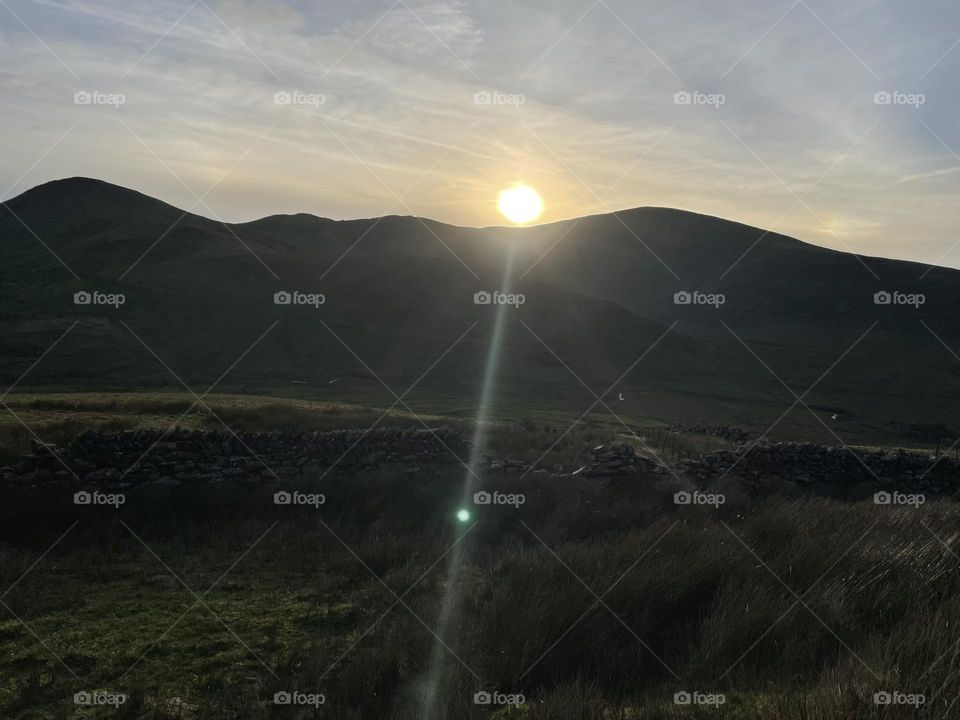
xmin=581 ymin=443 xmax=663 ymax=479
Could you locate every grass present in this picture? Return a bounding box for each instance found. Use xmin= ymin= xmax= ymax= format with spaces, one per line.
xmin=2 ymin=405 xmax=960 ymax=719
xmin=1 ymin=394 xmax=957 ymax=718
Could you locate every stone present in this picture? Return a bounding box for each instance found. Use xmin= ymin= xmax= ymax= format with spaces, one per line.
xmin=6 ymin=427 xmax=486 ymax=488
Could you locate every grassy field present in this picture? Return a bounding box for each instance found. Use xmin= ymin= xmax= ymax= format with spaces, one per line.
xmin=1 ymin=397 xmax=959 ymax=718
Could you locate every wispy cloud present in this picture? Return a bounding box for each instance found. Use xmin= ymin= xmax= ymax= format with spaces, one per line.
xmin=1 ymin=0 xmax=958 ymax=267
xmin=894 ymin=166 xmax=960 ymax=186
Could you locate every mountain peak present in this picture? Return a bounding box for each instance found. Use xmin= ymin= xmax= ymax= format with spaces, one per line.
xmin=5 ymin=176 xmax=191 ymax=226
xmin=10 ymin=176 xmax=136 ymax=201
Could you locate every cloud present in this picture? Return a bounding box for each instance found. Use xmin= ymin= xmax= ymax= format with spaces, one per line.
xmin=0 ymin=0 xmax=958 ymax=266
xmin=894 ymin=166 xmax=960 ymax=185
xmin=371 ymin=1 xmax=482 ymax=66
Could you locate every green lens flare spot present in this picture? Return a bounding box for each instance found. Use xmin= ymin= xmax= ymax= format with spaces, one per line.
xmin=456 ymin=509 xmax=471 ymax=522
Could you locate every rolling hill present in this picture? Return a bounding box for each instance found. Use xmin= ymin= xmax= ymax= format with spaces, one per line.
xmin=1 ymin=177 xmax=958 ymax=443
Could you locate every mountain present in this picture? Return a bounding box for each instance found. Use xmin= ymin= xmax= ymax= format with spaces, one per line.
xmin=1 ymin=177 xmax=958 ymax=443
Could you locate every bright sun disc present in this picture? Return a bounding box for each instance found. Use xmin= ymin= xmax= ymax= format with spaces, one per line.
xmin=497 ymin=184 xmax=544 ymax=225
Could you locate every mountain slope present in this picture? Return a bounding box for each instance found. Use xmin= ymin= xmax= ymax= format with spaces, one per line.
xmin=1 ymin=177 xmax=958 ymax=442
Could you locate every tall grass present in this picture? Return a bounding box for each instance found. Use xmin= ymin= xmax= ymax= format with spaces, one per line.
xmin=0 ymin=403 xmax=956 ymax=718
xmin=2 ymin=449 xmax=959 ymax=718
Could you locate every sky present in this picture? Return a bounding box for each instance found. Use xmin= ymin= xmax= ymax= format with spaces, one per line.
xmin=1 ymin=0 xmax=959 ymax=267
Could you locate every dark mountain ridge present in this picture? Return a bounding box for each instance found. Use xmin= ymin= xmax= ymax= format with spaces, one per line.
xmin=1 ymin=177 xmax=957 ymax=442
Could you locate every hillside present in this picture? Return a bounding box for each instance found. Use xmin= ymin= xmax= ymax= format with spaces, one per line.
xmin=1 ymin=177 xmax=958 ymax=443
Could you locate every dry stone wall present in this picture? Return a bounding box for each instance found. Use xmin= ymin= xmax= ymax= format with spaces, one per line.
xmin=683 ymin=442 xmax=960 ymax=496
xmin=6 ymin=428 xmax=469 ymax=488
xmin=8 ymin=430 xmax=953 ymax=497
xmin=1 ymin=431 xmax=670 ymax=488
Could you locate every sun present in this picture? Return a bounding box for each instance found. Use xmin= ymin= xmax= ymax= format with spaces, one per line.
xmin=497 ymin=184 xmax=544 ymax=225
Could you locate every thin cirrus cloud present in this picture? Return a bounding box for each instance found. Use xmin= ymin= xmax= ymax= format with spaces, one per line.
xmin=0 ymin=0 xmax=958 ymax=267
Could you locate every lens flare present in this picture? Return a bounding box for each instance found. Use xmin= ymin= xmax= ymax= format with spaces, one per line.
xmin=497 ymin=184 xmax=544 ymax=225
xmin=417 ymin=242 xmax=519 ymax=717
